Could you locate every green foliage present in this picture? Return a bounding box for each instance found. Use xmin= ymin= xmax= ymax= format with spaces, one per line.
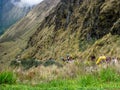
xmin=79 ymin=67 xmax=120 ymax=87
xmin=21 ymin=58 xmax=43 ymax=69
xmin=43 ymin=59 xmax=62 ymax=67
xmin=0 ymin=67 xmax=120 ymax=89
xmin=0 ymin=71 xmax=16 ymax=84
xmin=10 ymin=60 xmax=20 ymax=66
xmin=11 ymin=58 xmax=62 ymax=69
xmin=1 ymin=78 xmax=120 ymax=90
xmin=79 ymin=74 xmax=97 ymax=87
xmin=99 ymin=68 xmax=119 ymax=82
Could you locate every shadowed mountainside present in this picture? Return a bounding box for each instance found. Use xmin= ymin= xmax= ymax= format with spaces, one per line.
xmin=0 ymin=0 xmax=33 ymax=35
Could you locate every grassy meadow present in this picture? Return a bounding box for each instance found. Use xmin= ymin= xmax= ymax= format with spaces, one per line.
xmin=1 ymin=62 xmax=120 ymax=90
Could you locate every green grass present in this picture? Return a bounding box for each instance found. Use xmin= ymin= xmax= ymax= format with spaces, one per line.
xmin=1 ymin=79 xmax=120 ymax=90
xmin=79 ymin=67 xmax=120 ymax=87
xmin=0 ymin=71 xmax=16 ymax=84
xmin=1 ymin=68 xmax=120 ymax=90
xmin=99 ymin=68 xmax=119 ymax=82
xmin=80 ymin=74 xmax=98 ymax=87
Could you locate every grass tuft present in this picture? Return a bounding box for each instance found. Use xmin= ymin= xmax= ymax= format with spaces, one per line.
xmin=0 ymin=71 xmax=16 ymax=84
xmin=99 ymin=68 xmax=119 ymax=82
xmin=80 ymin=74 xmax=97 ymax=87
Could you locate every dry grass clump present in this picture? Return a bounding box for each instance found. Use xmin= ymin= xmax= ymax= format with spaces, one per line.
xmin=14 ymin=62 xmax=84 ymax=84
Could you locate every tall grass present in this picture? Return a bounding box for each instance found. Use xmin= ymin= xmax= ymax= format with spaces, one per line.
xmin=1 ymin=66 xmax=120 ymax=89
xmin=79 ymin=67 xmax=120 ymax=87
xmin=13 ymin=61 xmax=120 ymax=85
xmin=0 ymin=71 xmax=16 ymax=84
xmin=14 ymin=63 xmax=81 ymax=84
xmin=80 ymin=74 xmax=97 ymax=87
xmin=99 ymin=68 xmax=119 ymax=82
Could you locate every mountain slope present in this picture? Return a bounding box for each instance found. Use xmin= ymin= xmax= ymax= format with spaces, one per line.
xmin=20 ymin=0 xmax=120 ymax=60
xmin=0 ymin=0 xmax=32 ymax=35
xmin=0 ymin=0 xmax=60 ymax=67
xmin=0 ymin=0 xmax=60 ymax=42
xmin=0 ymin=0 xmax=120 ymax=68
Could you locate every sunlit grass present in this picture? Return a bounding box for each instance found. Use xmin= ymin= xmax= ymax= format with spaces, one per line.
xmin=1 ymin=67 xmax=120 ymax=90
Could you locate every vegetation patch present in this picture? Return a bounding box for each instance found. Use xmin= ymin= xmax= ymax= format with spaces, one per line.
xmin=99 ymin=68 xmax=120 ymax=82
xmin=43 ymin=59 xmax=62 ymax=67
xmin=0 ymin=71 xmax=16 ymax=84
xmin=80 ymin=74 xmax=98 ymax=87
xmin=1 ymin=67 xmax=120 ymax=89
xmin=79 ymin=38 xmax=97 ymax=51
xmin=21 ymin=59 xmax=43 ymax=69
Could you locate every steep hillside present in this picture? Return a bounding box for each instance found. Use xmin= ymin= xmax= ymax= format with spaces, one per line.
xmin=0 ymin=0 xmax=32 ymax=35
xmin=0 ymin=0 xmax=60 ymax=67
xmin=21 ymin=0 xmax=120 ymax=60
xmin=0 ymin=0 xmax=60 ymax=42
xmin=0 ymin=0 xmax=119 ymax=68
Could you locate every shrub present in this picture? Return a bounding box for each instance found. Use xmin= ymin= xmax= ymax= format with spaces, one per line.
xmin=0 ymin=71 xmax=16 ymax=84
xmin=10 ymin=60 xmax=20 ymax=66
xmin=43 ymin=59 xmax=62 ymax=67
xmin=21 ymin=58 xmax=43 ymax=69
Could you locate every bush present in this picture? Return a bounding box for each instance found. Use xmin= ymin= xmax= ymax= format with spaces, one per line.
xmin=21 ymin=58 xmax=43 ymax=69
xmin=0 ymin=71 xmax=16 ymax=84
xmin=10 ymin=60 xmax=20 ymax=66
xmin=43 ymin=59 xmax=62 ymax=67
